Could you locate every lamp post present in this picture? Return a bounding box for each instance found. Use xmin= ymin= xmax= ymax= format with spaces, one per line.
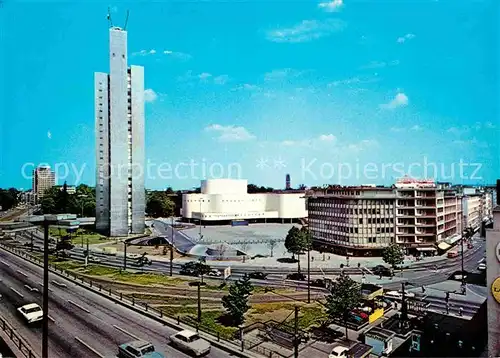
xmin=170 ymin=216 xmax=174 ymax=276
xmin=22 ymin=214 xmax=80 ymax=358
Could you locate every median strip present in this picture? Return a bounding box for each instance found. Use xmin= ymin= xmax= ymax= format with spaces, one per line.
xmin=10 ymin=287 xmax=24 ymax=298
xmin=68 ymin=300 xmax=90 ymax=314
xmin=75 ymin=337 xmax=105 ymax=358
xmin=113 ymin=325 xmax=140 ymax=340
xmin=16 ymin=270 xmax=28 ymax=277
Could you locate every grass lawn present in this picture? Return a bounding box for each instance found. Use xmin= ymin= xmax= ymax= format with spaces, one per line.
xmin=49 ymin=228 xmax=113 ymax=245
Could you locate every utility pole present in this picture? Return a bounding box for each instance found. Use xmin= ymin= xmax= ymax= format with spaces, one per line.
xmin=294 ymin=306 xmax=299 ymax=358
xmin=42 ymin=221 xmax=49 ymax=358
xmin=307 ymin=248 xmax=311 ymax=304
xmin=401 ymin=282 xmax=408 ymax=322
xmin=169 ymin=217 xmax=174 ymax=276
xmin=85 ymin=236 xmax=89 ymax=267
xmin=197 ymin=282 xmax=201 ymax=323
xmin=30 ymin=231 xmax=34 ymax=252
xmin=123 ymin=242 xmax=127 ymax=270
xmin=461 ymin=229 xmax=466 ymax=294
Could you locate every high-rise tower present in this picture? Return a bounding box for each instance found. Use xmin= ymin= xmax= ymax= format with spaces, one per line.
xmin=95 ymin=25 xmax=145 ymax=236
xmin=285 ymin=174 xmax=291 ymax=190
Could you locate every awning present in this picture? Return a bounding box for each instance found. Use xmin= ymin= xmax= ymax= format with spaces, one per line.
xmin=416 ymin=247 xmax=437 ymax=252
xmin=438 ymin=242 xmax=451 ymax=250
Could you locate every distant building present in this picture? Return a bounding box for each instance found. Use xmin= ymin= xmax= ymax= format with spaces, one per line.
xmin=486 ymin=193 xmax=500 ymax=356
xmin=55 ymin=185 xmax=76 ymax=195
xmin=95 ymin=25 xmax=145 ymax=236
xmin=32 ymin=166 xmax=55 ymax=203
xmin=285 ymin=174 xmax=291 ymax=190
xmin=181 ymin=179 xmax=307 ymax=223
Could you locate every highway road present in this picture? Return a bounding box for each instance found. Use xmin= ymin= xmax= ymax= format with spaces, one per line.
xmin=0 ymin=248 xmax=233 ymax=358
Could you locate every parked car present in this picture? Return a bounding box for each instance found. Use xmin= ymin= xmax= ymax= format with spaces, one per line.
xmin=286 ymin=273 xmax=306 ymax=281
xmin=384 ymin=290 xmax=415 ymax=301
xmin=477 ymin=263 xmax=487 ymax=271
xmin=169 ymin=330 xmax=211 ymax=357
xmin=248 ymin=271 xmax=268 ymax=280
xmin=17 ymin=303 xmax=43 ymax=324
xmin=329 ymin=346 xmax=349 ymax=358
xmin=447 ymin=251 xmax=459 ymax=258
xmin=180 ymin=261 xmax=200 ymax=276
xmin=310 ymin=279 xmax=326 ymax=288
xmin=118 ymin=340 xmax=165 ymax=358
xmin=372 ymin=265 xmax=391 ymax=277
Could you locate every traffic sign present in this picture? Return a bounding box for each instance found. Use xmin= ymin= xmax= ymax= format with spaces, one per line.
xmin=224 ymin=266 xmax=231 ymax=279
xmin=492 ymin=277 xmax=500 ymax=304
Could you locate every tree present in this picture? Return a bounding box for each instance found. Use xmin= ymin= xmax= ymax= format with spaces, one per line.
xmin=0 ymin=188 xmax=20 ymax=211
xmin=222 ymin=274 xmax=254 ymax=325
xmin=297 ymin=184 xmax=307 ymax=190
xmin=325 ymin=274 xmax=362 ymax=339
xmin=285 ymin=226 xmax=311 ymax=274
xmin=146 ymin=191 xmax=175 ymax=218
xmin=382 ymin=244 xmax=405 ymax=274
xmin=267 ymin=239 xmax=277 ymax=257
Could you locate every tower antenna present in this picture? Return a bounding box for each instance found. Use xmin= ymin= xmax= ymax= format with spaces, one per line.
xmin=107 ymin=7 xmax=114 ymax=28
xmin=123 ymin=10 xmax=130 ymax=30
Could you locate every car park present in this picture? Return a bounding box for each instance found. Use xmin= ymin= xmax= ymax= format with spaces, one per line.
xmin=169 ymin=329 xmax=211 ymax=357
xmin=17 ymin=303 xmax=43 ymax=324
xmin=118 ymin=340 xmax=165 ymax=358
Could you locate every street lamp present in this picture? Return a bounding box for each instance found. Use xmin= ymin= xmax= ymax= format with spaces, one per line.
xmin=22 ymin=214 xmax=80 ymax=358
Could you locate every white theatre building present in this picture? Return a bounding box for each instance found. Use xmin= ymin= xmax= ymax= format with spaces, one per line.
xmin=181 ymin=179 xmax=307 ymax=223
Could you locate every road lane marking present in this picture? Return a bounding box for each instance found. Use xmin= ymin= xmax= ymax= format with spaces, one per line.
xmin=112 ymin=325 xmax=140 ymax=340
xmin=10 ymin=287 xmax=24 ymax=298
xmin=24 ymin=284 xmax=32 ymax=291
xmin=68 ymin=300 xmax=90 ymax=313
xmin=0 ymin=261 xmax=10 ymax=267
xmin=38 ymin=282 xmax=53 ymax=292
xmin=16 ymin=270 xmax=28 ymax=277
xmin=74 ymin=337 xmax=105 ymax=358
xmin=48 ymin=315 xmax=55 ymax=323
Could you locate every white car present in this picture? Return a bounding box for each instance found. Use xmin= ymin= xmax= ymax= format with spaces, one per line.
xmin=384 ymin=291 xmax=415 ymax=300
xmin=170 ymin=330 xmax=211 ymax=357
xmin=88 ymin=255 xmax=101 ymax=263
xmin=208 ymin=269 xmax=222 ymax=277
xmin=18 ymin=303 xmax=43 ymax=324
xmin=329 ymin=346 xmax=349 ymax=358
xmin=477 ymin=263 xmax=487 ymax=271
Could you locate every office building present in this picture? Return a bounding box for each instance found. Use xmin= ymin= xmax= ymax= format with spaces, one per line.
xmin=485 ymin=182 xmax=500 ymax=357
xmin=463 ymin=194 xmax=483 ymax=230
xmin=308 ymin=186 xmax=396 ymax=256
xmin=181 ymin=179 xmax=307 ymax=223
xmin=32 ymin=166 xmax=55 ymax=203
xmin=307 ymin=178 xmax=463 ymax=256
xmin=95 ymin=25 xmax=145 ymax=236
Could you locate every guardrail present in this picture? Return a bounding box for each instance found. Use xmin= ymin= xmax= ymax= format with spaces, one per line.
xmin=0 ymin=315 xmax=38 ymax=358
xmin=0 ymin=244 xmax=275 ymax=358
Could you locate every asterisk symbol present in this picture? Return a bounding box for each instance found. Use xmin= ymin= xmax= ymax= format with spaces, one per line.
xmin=273 ymin=157 xmax=286 ymax=170
xmin=256 ymin=157 xmax=269 ymax=170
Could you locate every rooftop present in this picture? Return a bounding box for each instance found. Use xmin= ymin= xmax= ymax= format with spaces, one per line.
xmin=365 ymin=327 xmax=396 ymax=341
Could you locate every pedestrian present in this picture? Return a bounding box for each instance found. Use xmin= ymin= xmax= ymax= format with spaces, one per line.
xmin=459 ymin=307 xmax=463 ymax=316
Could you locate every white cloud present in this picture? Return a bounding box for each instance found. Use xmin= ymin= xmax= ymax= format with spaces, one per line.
xmin=380 ymin=92 xmax=409 ymax=109
xmin=163 ymin=50 xmax=192 ymax=60
xmin=149 ymin=49 xmax=156 ymax=54
xmin=144 ymin=88 xmax=158 ymax=103
xmin=319 ymin=134 xmax=336 ymax=142
xmin=328 ymin=75 xmax=380 ymax=87
xmin=266 ymin=19 xmax=346 ymax=43
xmin=410 ymin=125 xmax=422 ymax=131
xmin=213 ymin=75 xmax=230 ymax=85
xmin=205 ymin=124 xmax=256 ymax=142
xmin=348 ymin=139 xmax=379 ymax=151
xmin=280 ymin=134 xmax=336 ymax=147
xmin=47 ymin=130 xmax=52 ymax=139
xmin=318 ymin=0 xmax=344 ymax=12
xmin=390 ymin=127 xmax=404 ymax=132
xmin=264 ymin=68 xmax=305 ymax=82
xmin=485 ymin=121 xmax=496 ymax=129
xmin=198 ymin=72 xmax=212 ymax=80
xmin=397 ymin=33 xmax=416 ymax=44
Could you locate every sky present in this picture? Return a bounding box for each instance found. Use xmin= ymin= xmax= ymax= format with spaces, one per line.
xmin=0 ymin=0 xmax=499 ymax=190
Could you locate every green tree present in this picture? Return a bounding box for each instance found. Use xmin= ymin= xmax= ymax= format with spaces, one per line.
xmin=382 ymin=243 xmax=405 ymax=274
xmin=222 ymin=274 xmax=254 ymax=325
xmin=325 ymin=274 xmax=362 ymax=339
xmin=0 ymin=188 xmax=20 ymax=211
xmin=146 ymin=191 xmax=175 ymax=218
